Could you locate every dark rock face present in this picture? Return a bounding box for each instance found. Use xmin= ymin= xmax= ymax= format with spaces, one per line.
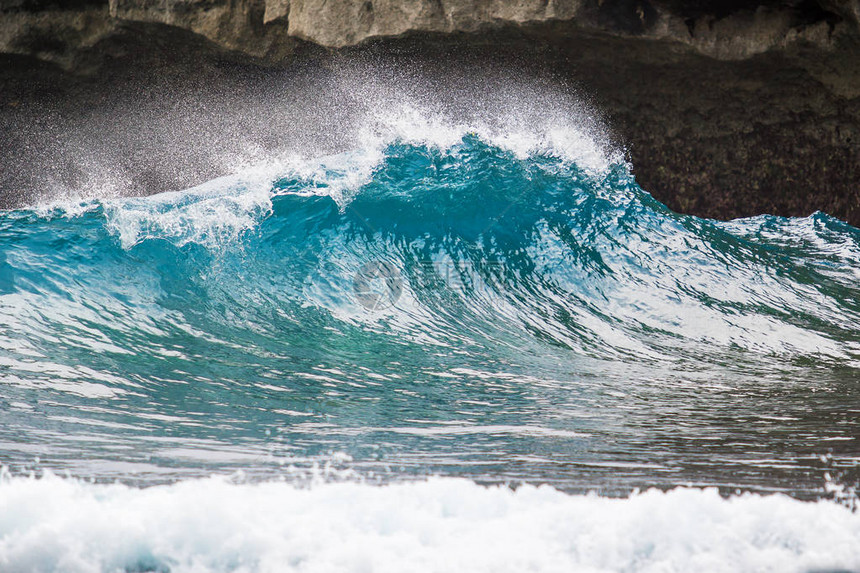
xmin=542 ymin=27 xmax=860 ymax=224
xmin=0 ymin=0 xmax=858 ymax=225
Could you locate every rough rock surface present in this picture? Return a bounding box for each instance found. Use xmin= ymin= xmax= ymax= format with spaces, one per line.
xmin=0 ymin=0 xmax=858 ymax=224
xmin=3 ymin=0 xmax=859 ymax=64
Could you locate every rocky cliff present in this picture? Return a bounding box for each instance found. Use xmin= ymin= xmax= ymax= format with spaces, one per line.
xmin=1 ymin=0 xmax=858 ymax=224
xmin=3 ymin=0 xmax=859 ymax=64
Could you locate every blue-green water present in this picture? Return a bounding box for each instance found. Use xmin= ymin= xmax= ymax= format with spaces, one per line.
xmin=2 ymin=133 xmax=858 ymax=493
xmin=0 ymin=127 xmax=859 ymax=572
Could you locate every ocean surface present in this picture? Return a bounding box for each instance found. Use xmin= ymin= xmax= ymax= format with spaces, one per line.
xmin=0 ymin=87 xmax=859 ymax=572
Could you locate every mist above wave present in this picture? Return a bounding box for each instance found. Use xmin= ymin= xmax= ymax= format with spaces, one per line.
xmin=5 ymin=58 xmax=617 ymax=209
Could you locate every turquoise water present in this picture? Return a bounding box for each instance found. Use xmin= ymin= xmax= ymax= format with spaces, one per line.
xmin=1 ymin=119 xmax=859 ymax=571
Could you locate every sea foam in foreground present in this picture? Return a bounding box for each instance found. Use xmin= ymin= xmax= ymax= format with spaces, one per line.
xmin=1 ymin=472 xmax=859 ymax=573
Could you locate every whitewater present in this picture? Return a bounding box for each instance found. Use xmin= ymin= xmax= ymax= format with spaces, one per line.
xmin=1 ymin=69 xmax=859 ymax=572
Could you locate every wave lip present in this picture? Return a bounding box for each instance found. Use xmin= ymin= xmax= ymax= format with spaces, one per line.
xmin=0 ymin=473 xmax=858 ymax=573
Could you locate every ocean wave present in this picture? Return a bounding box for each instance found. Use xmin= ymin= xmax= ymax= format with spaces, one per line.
xmin=0 ymin=132 xmax=858 ymax=494
xmin=6 ymin=134 xmax=859 ymax=363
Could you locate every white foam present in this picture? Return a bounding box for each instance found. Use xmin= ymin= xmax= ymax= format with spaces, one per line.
xmin=0 ymin=472 xmax=857 ymax=573
xmin=95 ymin=115 xmax=618 ymax=252
xmin=349 ymin=93 xmax=622 ymax=176
xmin=101 ymin=171 xmax=275 ymax=250
xmin=33 ymin=65 xmax=625 ymax=253
xmin=269 ymin=148 xmax=387 ymax=206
